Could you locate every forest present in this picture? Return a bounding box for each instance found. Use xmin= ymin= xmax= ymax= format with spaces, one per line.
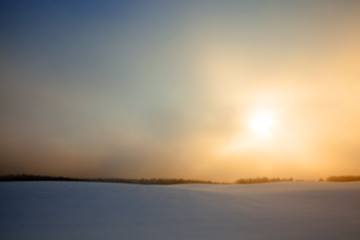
xmin=1 ymin=174 xmax=360 ymax=184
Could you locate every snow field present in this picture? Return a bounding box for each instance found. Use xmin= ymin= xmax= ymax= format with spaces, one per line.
xmin=0 ymin=181 xmax=359 ymax=240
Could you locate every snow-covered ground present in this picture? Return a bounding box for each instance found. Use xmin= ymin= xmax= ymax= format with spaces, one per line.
xmin=0 ymin=181 xmax=359 ymax=240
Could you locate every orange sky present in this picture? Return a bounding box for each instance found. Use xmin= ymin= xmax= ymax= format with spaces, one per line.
xmin=1 ymin=1 xmax=360 ymax=181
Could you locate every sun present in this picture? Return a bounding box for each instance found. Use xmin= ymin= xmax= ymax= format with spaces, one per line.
xmin=248 ymin=110 xmax=275 ymax=139
xmin=218 ymin=107 xmax=281 ymax=156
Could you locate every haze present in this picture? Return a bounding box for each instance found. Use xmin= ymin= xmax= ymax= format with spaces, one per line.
xmin=1 ymin=0 xmax=360 ymax=181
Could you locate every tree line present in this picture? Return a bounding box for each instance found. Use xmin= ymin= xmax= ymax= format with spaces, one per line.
xmin=1 ymin=174 xmax=359 ymax=184
xmin=0 ymin=174 xmax=214 ymax=185
xmin=235 ymin=177 xmax=294 ymax=184
xmin=326 ymin=175 xmax=360 ymax=182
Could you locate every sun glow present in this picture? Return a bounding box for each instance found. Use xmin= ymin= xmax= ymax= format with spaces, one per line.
xmin=219 ymin=107 xmax=281 ymax=156
xmin=248 ymin=111 xmax=275 ymax=139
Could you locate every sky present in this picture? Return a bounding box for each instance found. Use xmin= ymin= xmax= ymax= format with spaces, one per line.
xmin=1 ymin=0 xmax=360 ymax=181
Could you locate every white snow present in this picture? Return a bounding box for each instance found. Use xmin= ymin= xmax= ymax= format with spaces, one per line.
xmin=1 ymin=181 xmax=359 ymax=240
